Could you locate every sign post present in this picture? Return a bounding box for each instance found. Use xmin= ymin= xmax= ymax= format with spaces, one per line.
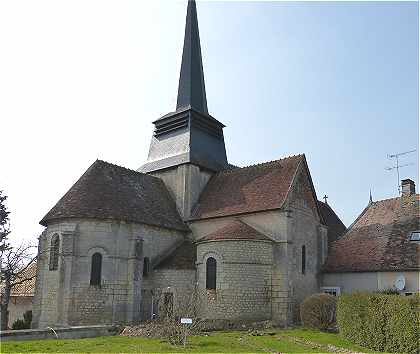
xmin=180 ymin=318 xmax=193 ymax=347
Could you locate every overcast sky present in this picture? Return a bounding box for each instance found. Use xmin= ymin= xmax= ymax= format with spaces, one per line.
xmin=1 ymin=0 xmax=418 ymax=245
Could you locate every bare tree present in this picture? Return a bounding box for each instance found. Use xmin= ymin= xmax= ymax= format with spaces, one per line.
xmin=0 ymin=243 xmax=37 ymax=330
xmin=153 ymin=285 xmax=206 ymax=346
xmin=0 ymin=191 xmax=10 ymax=256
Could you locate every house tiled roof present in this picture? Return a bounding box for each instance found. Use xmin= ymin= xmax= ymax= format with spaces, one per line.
xmin=318 ymin=201 xmax=347 ymax=243
xmin=198 ymin=220 xmax=272 ymax=242
xmin=324 ymin=194 xmax=420 ymax=273
xmin=40 ymin=160 xmax=188 ymax=232
xmin=154 ymin=240 xmax=196 ymax=270
xmin=10 ymin=262 xmax=37 ymax=297
xmin=191 ymin=155 xmax=304 ymax=220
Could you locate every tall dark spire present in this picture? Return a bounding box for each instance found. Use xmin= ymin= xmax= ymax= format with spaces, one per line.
xmin=139 ymin=0 xmax=228 ymax=174
xmin=176 ymin=0 xmax=208 ymax=113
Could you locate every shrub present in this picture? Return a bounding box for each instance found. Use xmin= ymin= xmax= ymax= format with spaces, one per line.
xmin=11 ymin=319 xmax=28 ymax=330
xmin=337 ymin=292 xmax=420 ymax=353
xmin=23 ymin=310 xmax=32 ymax=327
xmin=11 ymin=310 xmax=32 ymax=330
xmin=300 ymin=293 xmax=337 ymax=331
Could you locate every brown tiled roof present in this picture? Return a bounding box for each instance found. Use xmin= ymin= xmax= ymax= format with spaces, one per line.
xmin=198 ymin=220 xmax=272 ymax=242
xmin=155 ymin=240 xmax=196 ymax=270
xmin=10 ymin=262 xmax=37 ymax=297
xmin=191 ymin=155 xmax=304 ymax=220
xmin=324 ymin=194 xmax=420 ymax=273
xmin=40 ymin=160 xmax=188 ymax=232
xmin=318 ymin=201 xmax=347 ymax=243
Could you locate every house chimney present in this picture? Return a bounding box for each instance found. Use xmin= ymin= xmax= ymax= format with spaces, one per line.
xmin=401 ymin=179 xmax=416 ymax=196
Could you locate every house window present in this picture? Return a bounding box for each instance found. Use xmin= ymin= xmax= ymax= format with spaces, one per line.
xmin=90 ymin=252 xmax=102 ymax=286
xmin=143 ymin=257 xmax=150 ymax=276
xmin=301 ymin=245 xmax=306 ymax=275
xmin=321 ymin=287 xmax=341 ymax=296
xmin=206 ymin=257 xmax=216 ymax=290
xmin=49 ymin=234 xmax=60 ymax=271
xmin=409 ymin=231 xmax=420 ymax=241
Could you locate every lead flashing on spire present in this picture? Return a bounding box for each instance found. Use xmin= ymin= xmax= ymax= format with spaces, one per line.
xmin=176 ymin=0 xmax=208 ymax=113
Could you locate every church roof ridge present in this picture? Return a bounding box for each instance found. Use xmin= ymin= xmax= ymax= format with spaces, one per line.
xmin=221 ymin=154 xmax=305 ymax=174
xmin=94 ymin=159 xmax=155 ymax=179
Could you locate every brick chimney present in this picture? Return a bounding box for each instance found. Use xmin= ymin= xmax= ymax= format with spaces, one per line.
xmin=401 ymin=179 xmax=416 ymax=196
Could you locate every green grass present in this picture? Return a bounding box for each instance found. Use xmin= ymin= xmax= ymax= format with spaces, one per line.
xmin=1 ymin=328 xmax=371 ymax=353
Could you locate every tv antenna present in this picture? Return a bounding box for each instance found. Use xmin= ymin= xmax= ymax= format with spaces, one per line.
xmin=385 ymin=149 xmax=416 ymax=194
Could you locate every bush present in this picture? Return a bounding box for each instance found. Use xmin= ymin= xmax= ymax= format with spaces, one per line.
xmin=23 ymin=310 xmax=32 ymax=327
xmin=11 ymin=319 xmax=27 ymax=330
xmin=337 ymin=292 xmax=420 ymax=353
xmin=300 ymin=293 xmax=337 ymax=331
xmin=11 ymin=310 xmax=32 ymax=330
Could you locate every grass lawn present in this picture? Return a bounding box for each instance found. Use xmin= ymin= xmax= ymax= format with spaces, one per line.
xmin=1 ymin=328 xmax=371 ymax=353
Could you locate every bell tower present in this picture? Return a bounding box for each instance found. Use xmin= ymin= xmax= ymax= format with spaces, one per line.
xmin=139 ymin=0 xmax=228 ymax=218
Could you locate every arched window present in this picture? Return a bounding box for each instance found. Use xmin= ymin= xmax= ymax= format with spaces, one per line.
xmin=90 ymin=253 xmax=102 ymax=286
xmin=206 ymin=257 xmax=217 ymax=290
xmin=301 ymin=245 xmax=306 ymax=275
xmin=49 ymin=234 xmax=60 ymax=271
xmin=143 ymin=257 xmax=150 ymax=277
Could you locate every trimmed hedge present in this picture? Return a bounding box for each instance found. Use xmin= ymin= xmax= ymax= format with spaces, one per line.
xmin=337 ymin=292 xmax=420 ymax=353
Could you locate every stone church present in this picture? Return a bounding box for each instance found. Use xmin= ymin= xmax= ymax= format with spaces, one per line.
xmin=32 ymin=0 xmax=345 ymax=329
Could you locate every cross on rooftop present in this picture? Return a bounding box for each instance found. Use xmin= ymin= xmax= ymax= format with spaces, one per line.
xmin=323 ymin=195 xmax=328 ymax=204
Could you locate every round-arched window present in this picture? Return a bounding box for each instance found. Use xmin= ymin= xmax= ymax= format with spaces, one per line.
xmin=90 ymin=252 xmax=102 ymax=286
xmin=206 ymin=257 xmax=216 ymax=290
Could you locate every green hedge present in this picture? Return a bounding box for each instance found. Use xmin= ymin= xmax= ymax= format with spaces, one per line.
xmin=337 ymin=292 xmax=420 ymax=353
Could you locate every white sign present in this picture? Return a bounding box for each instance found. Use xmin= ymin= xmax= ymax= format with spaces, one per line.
xmin=180 ymin=318 xmax=193 ymax=324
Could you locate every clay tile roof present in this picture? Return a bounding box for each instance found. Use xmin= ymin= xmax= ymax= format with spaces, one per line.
xmin=324 ymin=194 xmax=420 ymax=273
xmin=154 ymin=240 xmax=196 ymax=270
xmin=317 ymin=201 xmax=347 ymax=243
xmin=10 ymin=262 xmax=37 ymax=297
xmin=198 ymin=220 xmax=272 ymax=242
xmin=191 ymin=155 xmax=304 ymax=220
xmin=40 ymin=160 xmax=188 ymax=232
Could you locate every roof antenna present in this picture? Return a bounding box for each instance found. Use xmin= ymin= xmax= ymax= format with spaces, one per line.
xmin=385 ymin=149 xmax=416 ymax=195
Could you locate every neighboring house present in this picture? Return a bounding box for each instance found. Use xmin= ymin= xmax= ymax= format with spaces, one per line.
xmin=4 ymin=263 xmax=36 ymax=328
xmin=31 ymin=0 xmax=346 ymax=329
xmin=322 ymin=179 xmax=420 ymax=295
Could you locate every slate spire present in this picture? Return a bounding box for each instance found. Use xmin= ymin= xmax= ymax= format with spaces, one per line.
xmin=139 ymin=0 xmax=228 ymax=173
xmin=176 ymin=0 xmax=208 ymax=113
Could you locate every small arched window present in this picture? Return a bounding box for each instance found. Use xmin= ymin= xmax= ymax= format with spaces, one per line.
xmin=49 ymin=234 xmax=60 ymax=271
xmin=90 ymin=252 xmax=102 ymax=286
xmin=206 ymin=257 xmax=217 ymax=290
xmin=143 ymin=257 xmax=150 ymax=277
xmin=301 ymin=245 xmax=306 ymax=275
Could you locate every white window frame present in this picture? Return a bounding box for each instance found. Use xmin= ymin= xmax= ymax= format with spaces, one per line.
xmin=320 ymin=286 xmax=341 ymax=296
xmin=409 ymin=231 xmax=420 ymax=241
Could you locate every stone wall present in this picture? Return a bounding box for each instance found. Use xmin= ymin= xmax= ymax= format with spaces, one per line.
xmin=151 ymin=164 xmax=213 ymax=219
xmin=196 ymin=240 xmax=273 ymax=321
xmin=284 ymin=162 xmax=324 ymax=323
xmin=32 ymin=219 xmax=185 ymax=328
xmin=141 ymin=268 xmax=196 ymax=321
